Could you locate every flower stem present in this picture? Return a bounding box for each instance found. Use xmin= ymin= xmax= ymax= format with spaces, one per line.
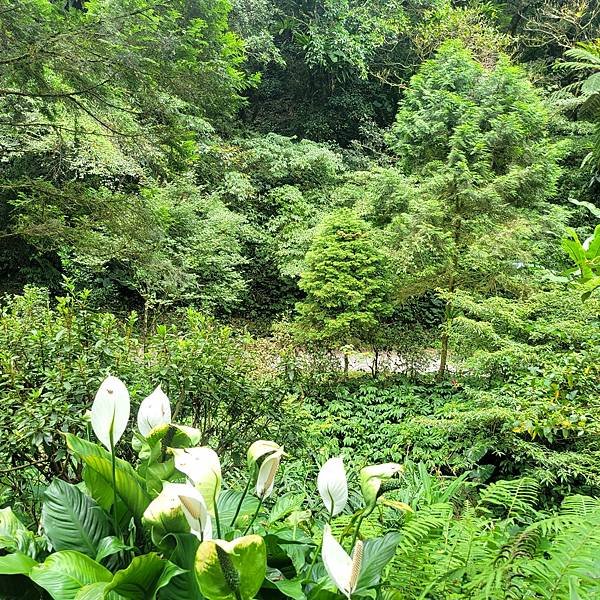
xmin=230 ymin=477 xmax=251 ymax=527
xmin=306 ymin=507 xmax=335 ymax=581
xmin=110 ymin=442 xmax=121 ymax=539
xmin=243 ymin=497 xmax=263 ymax=535
xmin=214 ymin=487 xmax=222 ymax=539
xmin=350 ymin=512 xmax=365 ymax=550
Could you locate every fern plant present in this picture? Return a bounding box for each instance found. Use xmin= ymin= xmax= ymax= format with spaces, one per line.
xmin=384 ymin=477 xmax=600 ymax=599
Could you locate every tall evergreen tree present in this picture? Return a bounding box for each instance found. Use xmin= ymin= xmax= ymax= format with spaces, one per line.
xmin=295 ymin=208 xmax=393 ymax=374
xmin=387 ymin=40 xmax=563 ymax=377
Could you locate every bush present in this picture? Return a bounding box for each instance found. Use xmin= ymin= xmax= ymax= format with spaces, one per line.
xmin=0 ymin=285 xmax=302 ymax=514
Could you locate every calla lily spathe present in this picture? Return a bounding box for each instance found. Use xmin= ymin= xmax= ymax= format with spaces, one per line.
xmin=247 ymin=440 xmax=282 ymax=469
xmin=173 ymin=447 xmax=222 ymax=514
xmin=143 ymin=482 xmax=212 ymax=541
xmin=318 ymin=457 xmax=348 ymax=517
xmin=360 ymin=462 xmax=403 ymax=511
xmin=91 ymin=375 xmax=130 ymax=451
xmin=137 ymin=385 xmax=171 ymax=437
xmin=322 ymin=524 xmax=363 ymax=599
xmin=255 ymin=446 xmax=284 ymax=500
xmin=171 ymin=483 xmax=213 ymax=541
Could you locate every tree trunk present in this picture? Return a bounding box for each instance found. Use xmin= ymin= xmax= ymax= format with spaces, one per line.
xmin=343 ymin=353 xmax=349 ymax=378
xmin=371 ymin=348 xmax=379 ymax=378
xmin=437 ymin=329 xmax=449 ymax=381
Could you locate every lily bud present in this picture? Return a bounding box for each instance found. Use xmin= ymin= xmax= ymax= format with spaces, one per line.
xmin=317 ymin=457 xmax=348 ymax=517
xmin=359 ymin=463 xmax=403 ymax=513
xmin=137 ymin=385 xmax=171 ymax=437
xmin=91 ymin=375 xmax=130 ymax=451
xmin=256 ymin=449 xmax=283 ymax=500
xmin=173 ymin=447 xmax=222 ymax=515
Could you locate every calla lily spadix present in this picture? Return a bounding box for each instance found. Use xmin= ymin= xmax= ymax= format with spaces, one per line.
xmin=172 ymin=447 xmax=222 ymax=515
xmin=322 ymin=524 xmax=363 ymax=599
xmin=91 ymin=375 xmax=130 ymax=451
xmin=255 ymin=445 xmax=284 ymax=500
xmin=318 ymin=457 xmax=348 ymax=517
xmin=137 ymin=385 xmax=171 ymax=437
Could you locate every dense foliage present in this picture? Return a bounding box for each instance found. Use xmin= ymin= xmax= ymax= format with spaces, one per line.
xmin=1 ymin=0 xmax=600 ymax=598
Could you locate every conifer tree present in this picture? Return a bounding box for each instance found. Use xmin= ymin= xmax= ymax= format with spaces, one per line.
xmin=295 ymin=209 xmax=393 ymax=374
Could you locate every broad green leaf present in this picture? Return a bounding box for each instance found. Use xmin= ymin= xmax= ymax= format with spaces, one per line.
xmin=269 ymin=494 xmax=305 ymax=524
xmin=95 ymin=537 xmax=132 ymax=563
xmin=0 ymin=507 xmax=37 ymax=556
xmin=568 ymin=198 xmax=600 ymax=219
xmin=104 ymin=553 xmax=185 ymax=600
xmin=0 ymin=552 xmax=38 ymax=575
xmin=216 ymin=489 xmax=259 ymax=531
xmin=66 ymin=434 xmax=150 ymax=522
xmin=29 ymin=550 xmax=112 ymax=600
xmin=42 ymin=479 xmax=110 ymax=557
xmin=195 ymin=535 xmax=266 ymax=600
xmin=267 ymin=574 xmax=306 ymax=600
xmin=75 ymin=582 xmax=123 ymax=600
xmin=355 ymin=532 xmax=400 ymax=592
xmin=158 ymin=533 xmax=201 ymax=600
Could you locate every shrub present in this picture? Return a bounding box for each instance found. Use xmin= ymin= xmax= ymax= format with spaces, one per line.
xmin=0 ymin=285 xmax=301 ymax=514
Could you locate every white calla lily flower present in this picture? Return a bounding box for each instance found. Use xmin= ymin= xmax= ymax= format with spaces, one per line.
xmin=247 ymin=440 xmax=282 ymax=467
xmin=318 ymin=457 xmax=348 ymax=517
xmin=143 ymin=482 xmax=212 ymax=541
xmin=169 ymin=483 xmax=213 ymax=541
xmin=255 ymin=446 xmax=284 ymax=499
xmin=173 ymin=447 xmax=222 ymax=515
xmin=322 ymin=524 xmax=363 ymax=599
xmin=360 ymin=462 xmax=403 ymax=511
xmin=137 ymin=385 xmax=171 ymax=437
xmin=91 ymin=375 xmax=130 ymax=451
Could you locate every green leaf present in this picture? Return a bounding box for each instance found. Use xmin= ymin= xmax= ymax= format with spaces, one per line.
xmin=195 ymin=535 xmax=266 ymax=600
xmin=0 ymin=507 xmax=37 ymax=556
xmin=216 ymin=489 xmax=259 ymax=531
xmin=355 ymin=532 xmax=400 ymax=592
xmin=568 ymin=198 xmax=600 ymax=219
xmin=158 ymin=533 xmax=201 ymax=600
xmin=66 ymin=434 xmax=151 ymax=522
xmin=95 ymin=537 xmax=132 ymax=564
xmin=42 ymin=479 xmax=110 ymax=558
xmin=268 ymin=575 xmax=306 ymax=600
xmin=74 ymin=582 xmax=111 ymax=600
xmin=268 ymin=494 xmax=305 ymax=524
xmin=29 ymin=550 xmax=112 ymax=600
xmin=0 ymin=552 xmax=38 ymax=575
xmin=105 ymin=553 xmax=185 ymax=600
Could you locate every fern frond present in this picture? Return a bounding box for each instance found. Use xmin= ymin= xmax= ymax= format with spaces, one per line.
xmin=477 ymin=478 xmax=540 ymax=523
xmin=521 ymin=519 xmax=600 ymax=599
xmin=560 ymin=494 xmax=600 ymax=517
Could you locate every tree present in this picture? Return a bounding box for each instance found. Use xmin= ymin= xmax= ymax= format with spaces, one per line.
xmin=295 ymin=208 xmax=393 ymax=375
xmin=386 ymin=40 xmax=563 ymax=378
xmin=557 ymin=41 xmax=600 ymax=175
